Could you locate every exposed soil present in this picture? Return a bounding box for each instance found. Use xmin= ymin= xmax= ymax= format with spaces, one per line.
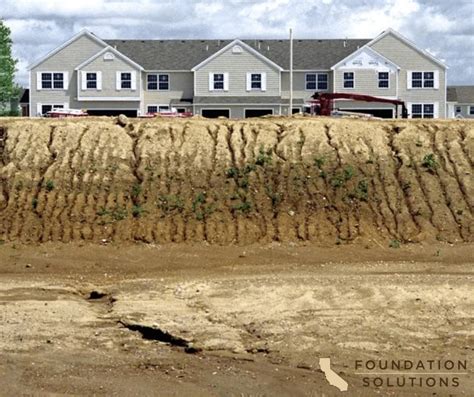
xmin=0 ymin=242 xmax=472 ymax=396
xmin=0 ymin=117 xmax=472 ymax=244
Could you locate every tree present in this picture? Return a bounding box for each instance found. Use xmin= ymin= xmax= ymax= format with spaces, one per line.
xmin=0 ymin=19 xmax=19 ymax=114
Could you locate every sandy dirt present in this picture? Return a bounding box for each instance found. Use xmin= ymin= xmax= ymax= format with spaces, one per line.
xmin=0 ymin=117 xmax=472 ymax=395
xmin=0 ymin=242 xmax=472 ymax=396
xmin=0 ymin=117 xmax=472 ymax=244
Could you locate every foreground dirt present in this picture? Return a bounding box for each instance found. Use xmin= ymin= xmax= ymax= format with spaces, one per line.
xmin=0 ymin=117 xmax=472 ymax=245
xmin=0 ymin=242 xmax=472 ymax=396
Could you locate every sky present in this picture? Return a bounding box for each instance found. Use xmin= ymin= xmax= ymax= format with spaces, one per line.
xmin=2 ymin=0 xmax=473 ymax=87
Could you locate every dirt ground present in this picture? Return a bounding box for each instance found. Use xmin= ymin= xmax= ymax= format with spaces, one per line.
xmin=0 ymin=241 xmax=472 ymax=396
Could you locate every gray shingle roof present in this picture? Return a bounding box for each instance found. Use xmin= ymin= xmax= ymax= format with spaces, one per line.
xmin=447 ymin=86 xmax=474 ymax=103
xmin=104 ymin=39 xmax=370 ymax=71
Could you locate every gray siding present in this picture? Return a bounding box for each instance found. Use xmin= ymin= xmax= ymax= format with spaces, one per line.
xmin=454 ymin=103 xmax=474 ymax=119
xmin=31 ymin=34 xmax=105 ymax=116
xmin=79 ymin=54 xmax=141 ymax=99
xmin=281 ymin=71 xmax=333 ymax=101
xmin=334 ymin=69 xmax=397 ymax=97
xmin=195 ymin=45 xmax=280 ymax=97
xmin=370 ymin=33 xmax=446 ymax=117
xmin=143 ymin=72 xmax=194 ymax=109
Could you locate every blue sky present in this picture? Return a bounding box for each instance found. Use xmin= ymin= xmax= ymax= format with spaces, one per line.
xmin=2 ymin=0 xmax=473 ymax=86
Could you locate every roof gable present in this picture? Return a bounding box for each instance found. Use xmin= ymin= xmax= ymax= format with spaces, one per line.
xmin=28 ymin=29 xmax=108 ymax=70
xmin=75 ymin=46 xmax=144 ymax=71
xmin=447 ymin=86 xmax=474 ymax=103
xmin=191 ymin=39 xmax=283 ymax=71
xmin=367 ymin=28 xmax=447 ymax=69
xmin=332 ymin=45 xmax=399 ymax=71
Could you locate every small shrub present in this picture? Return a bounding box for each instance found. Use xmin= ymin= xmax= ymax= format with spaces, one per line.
xmin=255 ymin=146 xmax=272 ymax=167
xmin=157 ymin=195 xmax=184 ymax=213
xmin=226 ymin=167 xmax=239 ymax=178
xmin=96 ymin=207 xmax=109 ymax=216
xmin=314 ymin=156 xmax=325 ymax=169
xmin=111 ymin=207 xmax=128 ymax=221
xmin=233 ymin=201 xmax=252 ymax=213
xmin=131 ymin=183 xmax=142 ymax=199
xmin=132 ymin=205 xmax=145 ymax=218
xmin=45 ymin=180 xmax=55 ymax=192
xmin=421 ymin=153 xmax=438 ymax=172
xmin=343 ymin=165 xmax=355 ymax=181
xmin=31 ymin=198 xmax=38 ymax=210
xmin=389 ymin=239 xmax=401 ymax=249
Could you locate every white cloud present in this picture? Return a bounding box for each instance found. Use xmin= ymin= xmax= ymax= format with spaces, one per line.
xmin=2 ymin=0 xmax=473 ymax=86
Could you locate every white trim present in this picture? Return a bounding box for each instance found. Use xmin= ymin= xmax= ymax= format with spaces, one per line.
xmin=407 ymin=70 xmax=439 ymax=90
xmin=377 ymin=71 xmax=390 ymax=89
xmin=75 ymin=45 xmax=144 ymax=71
xmin=76 ymin=97 xmax=141 ymax=101
xmin=342 ymin=71 xmax=355 ymax=89
xmin=365 ymin=28 xmax=448 ymax=69
xmin=28 ymin=71 xmax=32 ymax=117
xmin=246 ymin=72 xmax=266 ymax=92
xmin=243 ymin=108 xmax=274 ymax=118
xmin=36 ymin=71 xmax=68 ymax=90
xmin=200 ymin=108 xmax=232 ymax=118
xmin=331 ymin=45 xmax=400 ymax=71
xmin=191 ymin=39 xmax=283 ymax=71
xmin=28 ymin=29 xmax=109 ymax=70
xmin=304 ymin=72 xmax=329 ymax=91
xmin=146 ymin=73 xmax=170 ymax=91
xmin=195 ymin=102 xmax=291 ymax=106
xmin=407 ymin=102 xmax=439 ymax=119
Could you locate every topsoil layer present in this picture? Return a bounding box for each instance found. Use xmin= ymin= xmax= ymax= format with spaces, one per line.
xmin=0 ymin=117 xmax=472 ymax=244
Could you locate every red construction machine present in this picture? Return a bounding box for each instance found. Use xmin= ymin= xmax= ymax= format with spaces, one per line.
xmin=310 ymin=92 xmax=408 ymax=119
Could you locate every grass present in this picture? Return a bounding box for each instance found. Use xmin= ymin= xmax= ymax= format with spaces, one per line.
xmin=255 ymin=146 xmax=272 ymax=167
xmin=389 ymin=239 xmax=401 ymax=249
xmin=192 ymin=192 xmax=215 ymax=220
xmin=44 ymin=180 xmax=55 ymax=192
xmin=157 ymin=194 xmax=184 ymax=213
xmin=421 ymin=153 xmax=438 ymax=172
xmin=232 ymin=200 xmax=252 ymax=214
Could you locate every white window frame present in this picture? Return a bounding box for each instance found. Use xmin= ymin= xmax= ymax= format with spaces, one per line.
xmin=407 ymin=71 xmax=439 ymax=89
xmin=469 ymin=106 xmax=474 ymax=115
xmin=147 ymin=105 xmax=158 ymax=114
xmin=343 ymin=72 xmax=355 ymax=89
xmin=378 ymin=72 xmax=390 ymax=89
xmin=116 ymin=71 xmax=137 ymax=91
xmin=455 ymin=106 xmax=462 ymax=114
xmin=209 ymin=72 xmax=229 ymax=92
xmin=410 ymin=103 xmax=436 ymax=119
xmin=147 ymin=74 xmax=170 ymax=91
xmin=36 ymin=103 xmax=68 ymax=116
xmin=37 ymin=71 xmax=68 ymax=90
xmin=305 ymin=73 xmax=328 ymax=91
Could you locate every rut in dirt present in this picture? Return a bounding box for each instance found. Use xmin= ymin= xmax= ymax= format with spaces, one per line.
xmin=0 ymin=117 xmax=472 ymax=245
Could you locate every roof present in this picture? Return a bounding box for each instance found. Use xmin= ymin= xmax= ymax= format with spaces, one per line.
xmin=104 ymin=38 xmax=370 ymax=70
xmin=447 ymin=86 xmax=474 ymax=103
xmin=19 ymin=89 xmax=29 ymax=104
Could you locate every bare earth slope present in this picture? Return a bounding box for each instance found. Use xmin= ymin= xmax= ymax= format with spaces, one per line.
xmin=0 ymin=117 xmax=472 ymax=244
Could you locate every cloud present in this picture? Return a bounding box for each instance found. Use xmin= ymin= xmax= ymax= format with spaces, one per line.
xmin=2 ymin=0 xmax=473 ymax=86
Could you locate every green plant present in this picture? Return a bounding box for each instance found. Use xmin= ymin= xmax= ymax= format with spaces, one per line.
xmin=232 ymin=200 xmax=252 ymax=213
xmin=314 ymin=156 xmax=326 ymax=169
xmin=343 ymin=165 xmax=355 ymax=181
xmin=255 ymin=146 xmax=272 ymax=167
xmin=226 ymin=167 xmax=239 ymax=178
xmin=132 ymin=204 xmax=145 ymax=218
xmin=389 ymin=239 xmax=401 ymax=249
xmin=157 ymin=195 xmax=184 ymax=213
xmin=192 ymin=192 xmax=215 ymax=220
xmin=45 ymin=180 xmax=55 ymax=192
xmin=349 ymin=179 xmax=369 ymax=201
xmin=131 ymin=183 xmax=142 ymax=199
xmin=96 ymin=207 xmax=109 ymax=216
xmin=31 ymin=198 xmax=38 ymax=209
xmin=421 ymin=153 xmax=438 ymax=172
xmin=111 ymin=207 xmax=128 ymax=221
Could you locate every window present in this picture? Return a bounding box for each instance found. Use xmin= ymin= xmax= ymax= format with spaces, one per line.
xmin=86 ymin=73 xmax=97 ymax=89
xmin=159 ymin=105 xmax=170 ymax=112
xmin=213 ymin=73 xmax=224 ymax=90
xmin=251 ymin=73 xmax=262 ymax=90
xmin=343 ymin=72 xmax=354 ymax=88
xmin=147 ymin=74 xmax=157 ymax=90
xmin=176 ymin=108 xmax=186 ymax=113
xmin=41 ymin=104 xmax=63 ymax=115
xmin=121 ymin=73 xmax=132 ymax=89
xmin=456 ymin=106 xmax=462 ymax=114
xmin=411 ymin=71 xmax=436 ymax=88
xmin=158 ymin=75 xmax=169 ymax=90
xmin=470 ymin=106 xmax=474 ymax=115
xmin=41 ymin=72 xmax=64 ymax=89
xmin=305 ymin=73 xmax=328 ymax=90
xmin=411 ymin=104 xmax=434 ymax=119
xmin=378 ymin=72 xmax=389 ymax=88
xmin=147 ymin=105 xmax=158 ymax=114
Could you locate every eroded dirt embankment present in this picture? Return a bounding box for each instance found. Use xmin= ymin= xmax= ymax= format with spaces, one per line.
xmin=0 ymin=117 xmax=472 ymax=244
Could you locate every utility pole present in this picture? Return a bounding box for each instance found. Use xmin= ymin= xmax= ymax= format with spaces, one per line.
xmin=289 ymin=28 xmax=293 ymax=116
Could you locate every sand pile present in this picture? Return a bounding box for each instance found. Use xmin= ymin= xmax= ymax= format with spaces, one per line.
xmin=0 ymin=117 xmax=472 ymax=244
